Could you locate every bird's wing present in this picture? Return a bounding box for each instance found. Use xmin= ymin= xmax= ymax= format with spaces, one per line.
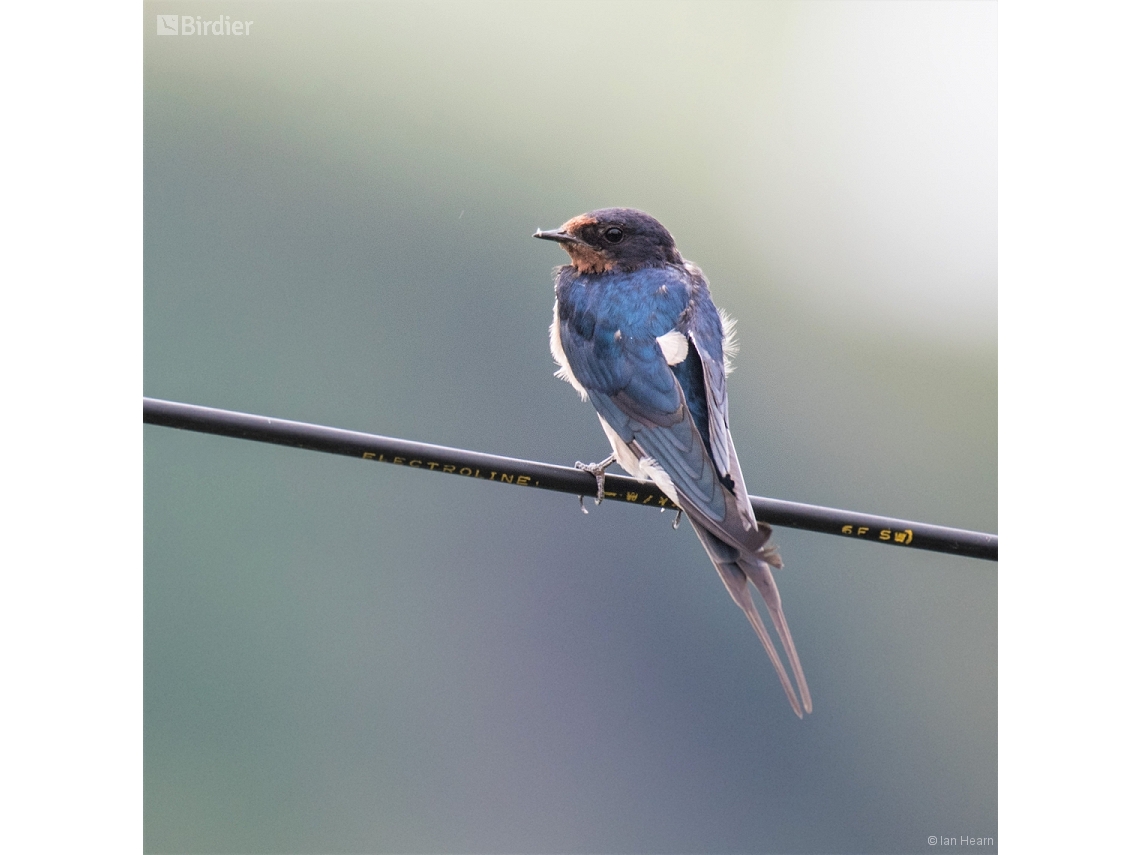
xmin=558 ymin=265 xmax=811 ymax=715
xmin=678 ymin=279 xmax=811 ymax=714
xmin=679 ymin=280 xmax=763 ymax=532
xmin=557 ymin=267 xmax=763 ymax=553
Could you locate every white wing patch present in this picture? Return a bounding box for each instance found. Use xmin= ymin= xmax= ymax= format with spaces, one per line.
xmin=718 ymin=307 xmax=739 ymax=375
xmin=549 ymin=304 xmax=589 ymax=401
xmin=656 ymin=329 xmax=690 ymax=366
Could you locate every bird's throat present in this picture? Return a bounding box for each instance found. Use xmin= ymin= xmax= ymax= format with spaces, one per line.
xmin=565 ymin=245 xmax=614 ymax=275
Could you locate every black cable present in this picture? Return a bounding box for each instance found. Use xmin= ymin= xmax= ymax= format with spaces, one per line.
xmin=143 ymin=397 xmax=997 ymax=562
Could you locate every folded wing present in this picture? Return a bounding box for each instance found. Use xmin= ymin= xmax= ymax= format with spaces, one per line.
xmin=557 ymin=266 xmax=811 ymax=715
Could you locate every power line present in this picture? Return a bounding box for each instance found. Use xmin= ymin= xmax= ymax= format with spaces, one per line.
xmin=143 ymin=397 xmax=997 ymax=562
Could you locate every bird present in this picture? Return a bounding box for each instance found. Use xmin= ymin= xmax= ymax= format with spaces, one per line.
xmin=534 ymin=208 xmax=812 ymax=717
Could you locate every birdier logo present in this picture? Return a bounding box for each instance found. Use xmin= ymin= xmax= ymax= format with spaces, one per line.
xmin=156 ymin=15 xmax=253 ymax=36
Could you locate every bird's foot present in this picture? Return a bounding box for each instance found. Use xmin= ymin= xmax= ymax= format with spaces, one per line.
xmin=574 ymin=454 xmax=616 ymax=509
xmin=672 ymin=508 xmax=683 ymax=530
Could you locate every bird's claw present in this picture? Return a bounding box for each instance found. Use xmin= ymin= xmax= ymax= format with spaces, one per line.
xmin=672 ymin=508 xmax=683 ymax=529
xmin=574 ymin=454 xmax=615 ymax=505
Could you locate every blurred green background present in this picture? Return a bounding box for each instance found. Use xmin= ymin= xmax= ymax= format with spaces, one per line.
xmin=144 ymin=2 xmax=996 ymax=852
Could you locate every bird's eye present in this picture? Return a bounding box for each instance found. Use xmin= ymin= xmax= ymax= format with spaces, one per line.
xmin=603 ymin=227 xmax=624 ymax=244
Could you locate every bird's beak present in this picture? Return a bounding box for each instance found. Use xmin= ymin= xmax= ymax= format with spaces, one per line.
xmin=533 ymin=228 xmax=583 ymax=246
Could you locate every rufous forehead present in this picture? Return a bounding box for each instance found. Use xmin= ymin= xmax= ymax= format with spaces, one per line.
xmin=560 ymin=214 xmax=597 ymax=233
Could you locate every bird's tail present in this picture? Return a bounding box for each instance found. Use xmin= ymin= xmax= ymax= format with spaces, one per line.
xmin=689 ymin=521 xmax=813 ymax=718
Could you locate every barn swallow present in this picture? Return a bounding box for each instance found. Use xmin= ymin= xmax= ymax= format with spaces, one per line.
xmin=535 ymin=208 xmax=811 ymax=717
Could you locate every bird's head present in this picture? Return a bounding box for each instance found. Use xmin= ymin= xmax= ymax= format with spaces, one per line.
xmin=534 ymin=208 xmax=683 ymax=274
